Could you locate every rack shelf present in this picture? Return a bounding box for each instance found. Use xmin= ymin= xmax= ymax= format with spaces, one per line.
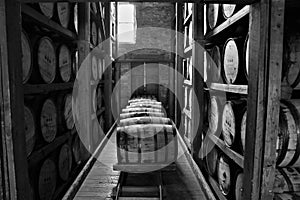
xmin=24 ymin=82 xmax=74 ymax=94
xmin=208 ymin=134 xmax=244 ymax=168
xmin=207 ymin=83 xmax=248 ymax=94
xmin=28 ymin=129 xmax=75 ymax=167
xmin=205 ymin=6 xmax=250 ymax=39
xmin=21 ymin=5 xmax=77 ymax=41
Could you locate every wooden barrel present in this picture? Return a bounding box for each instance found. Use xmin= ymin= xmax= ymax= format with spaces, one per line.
xmin=72 ymin=50 xmax=79 ymax=79
xmin=119 ymin=117 xmax=171 ymax=127
xmin=38 ymin=159 xmax=57 ymax=200
xmin=24 ymin=105 xmax=36 ymax=157
xmin=222 ymin=4 xmax=236 ymax=19
xmin=72 ymin=96 xmax=80 ymax=126
xmin=58 ymin=143 xmax=72 ymax=181
xmin=22 ymin=30 xmax=33 ymax=84
xmin=57 ymin=2 xmax=70 ymax=28
xmin=98 ymin=58 xmax=103 ymax=79
xmin=122 ymin=107 xmax=162 ymax=113
xmin=58 ymin=44 xmax=72 ymax=83
xmin=120 ymin=112 xmax=164 ymax=119
xmin=91 ymin=55 xmax=98 ymax=81
xmin=98 ymin=27 xmax=102 ymax=44
xmin=91 ymin=21 xmax=98 ymax=46
xmin=208 ymin=96 xmax=222 ymax=135
xmin=274 ymin=168 xmax=300 ymax=193
xmin=40 ymin=98 xmax=57 ymax=143
xmin=205 ymin=140 xmax=219 ymax=177
xmin=36 ymin=36 xmax=57 ymax=84
xmin=96 ymin=85 xmax=103 ymax=110
xmin=244 ymin=34 xmax=250 ymax=79
xmin=234 ymin=171 xmax=244 ymax=200
xmin=38 ymin=3 xmax=55 ymax=19
xmin=92 ymin=120 xmax=100 ymax=146
xmin=207 ymin=4 xmax=220 ymax=30
xmin=72 ymin=134 xmax=82 ymax=165
xmin=222 ymin=38 xmax=245 ymax=84
xmin=128 ymin=99 xmax=160 ymax=103
xmin=129 ymin=101 xmax=162 ymax=107
xmin=217 ymin=154 xmax=232 ymax=196
xmin=73 ymin=3 xmax=78 ymax=33
xmin=207 ymin=46 xmax=222 ymax=82
xmin=126 ymin=103 xmax=162 ymax=109
xmin=92 ymin=87 xmax=97 ymax=113
xmin=221 ymin=99 xmax=247 ymax=148
xmin=277 ymin=100 xmax=300 ymax=167
xmin=240 ymin=110 xmax=247 ymax=154
xmin=117 ymin=124 xmax=177 ymax=164
xmin=62 ymin=93 xmax=74 ymax=130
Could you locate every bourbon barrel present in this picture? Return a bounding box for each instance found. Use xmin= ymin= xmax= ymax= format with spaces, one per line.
xmin=73 ymin=4 xmax=78 ymax=33
xmin=240 ymin=110 xmax=247 ymax=154
xmin=57 ymin=93 xmax=74 ymax=130
xmin=38 ymin=3 xmax=55 ymax=19
xmin=58 ymin=143 xmax=73 ymax=181
xmin=119 ymin=116 xmax=171 ymax=127
xmin=98 ymin=58 xmax=103 ymax=80
xmin=234 ymin=171 xmax=244 ymax=200
xmin=122 ymin=107 xmax=162 ymax=113
xmin=38 ymin=159 xmax=57 ymax=200
xmin=221 ymin=99 xmax=247 ymax=148
xmin=208 ymin=96 xmax=222 ymax=135
xmin=92 ymin=87 xmax=97 ymax=114
xmin=22 ymin=30 xmax=33 ymax=84
xmin=24 ymin=105 xmax=36 ymax=157
xmin=91 ymin=55 xmax=98 ymax=81
xmin=204 ymin=140 xmax=219 ymax=177
xmin=117 ymin=124 xmax=177 ymax=164
xmin=40 ymin=98 xmax=57 ymax=143
xmin=120 ymin=112 xmax=165 ymax=119
xmin=222 ymin=4 xmax=236 ymax=19
xmin=274 ymin=168 xmax=300 ymax=193
xmin=207 ymin=4 xmax=220 ymax=30
xmin=217 ymin=154 xmax=232 ymax=196
xmin=58 ymin=44 xmax=72 ymax=82
xmin=222 ymin=38 xmax=246 ymax=84
xmin=57 ymin=2 xmax=70 ymax=29
xmin=244 ymin=34 xmax=250 ymax=79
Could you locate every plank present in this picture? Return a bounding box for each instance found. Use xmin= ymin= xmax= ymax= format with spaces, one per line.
xmin=208 ymin=134 xmax=244 ymax=168
xmin=24 ymin=82 xmax=74 ymax=94
xmin=205 ymin=6 xmax=250 ymax=39
xmin=208 ymin=83 xmax=248 ymax=94
xmin=21 ymin=5 xmax=77 ymax=40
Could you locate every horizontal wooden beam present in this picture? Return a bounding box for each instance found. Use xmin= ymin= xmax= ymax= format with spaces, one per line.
xmin=18 ymin=0 xmax=259 ymax=5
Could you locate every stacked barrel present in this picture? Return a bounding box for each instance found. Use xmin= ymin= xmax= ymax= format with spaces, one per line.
xmin=117 ymin=96 xmax=178 ymax=167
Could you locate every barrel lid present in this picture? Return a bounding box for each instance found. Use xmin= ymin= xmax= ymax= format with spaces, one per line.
xmin=37 ymin=37 xmax=56 ymax=84
xmin=218 ymin=155 xmax=231 ymax=196
xmin=207 ymin=4 xmax=219 ymax=29
xmin=244 ymin=35 xmax=250 ymax=78
xmin=64 ymin=94 xmax=74 ymax=130
xmin=38 ymin=159 xmax=56 ymax=200
xmin=223 ymin=39 xmax=239 ymax=84
xmin=240 ymin=110 xmax=247 ymax=153
xmin=222 ymin=4 xmax=236 ymax=19
xmin=40 ymin=99 xmax=57 ymax=143
xmin=21 ymin=31 xmax=32 ymax=83
xmin=209 ymin=96 xmax=220 ymax=134
xmin=57 ymin=2 xmax=70 ymax=28
xmin=98 ymin=58 xmax=103 ymax=79
xmin=58 ymin=143 xmax=72 ymax=181
xmin=92 ymin=55 xmax=98 ymax=81
xmin=92 ymin=88 xmax=97 ymax=113
xmin=24 ymin=106 xmax=36 ymax=157
xmin=222 ymin=102 xmax=236 ymax=147
xmin=59 ymin=44 xmax=71 ymax=82
xmin=39 ymin=3 xmax=54 ymax=19
xmin=234 ymin=172 xmax=244 ymax=200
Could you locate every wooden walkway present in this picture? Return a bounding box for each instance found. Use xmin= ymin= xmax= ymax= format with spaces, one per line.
xmin=70 ymin=130 xmax=213 ymax=200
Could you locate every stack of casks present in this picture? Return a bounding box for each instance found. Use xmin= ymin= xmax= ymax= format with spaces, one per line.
xmin=117 ymin=96 xmax=178 ymax=166
xmin=203 ymin=4 xmax=248 ymax=200
xmin=22 ymin=3 xmax=87 ymax=200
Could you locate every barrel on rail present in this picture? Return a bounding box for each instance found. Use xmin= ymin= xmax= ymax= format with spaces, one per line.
xmin=117 ymin=124 xmax=178 ymax=164
xmin=119 ymin=116 xmax=171 ymax=127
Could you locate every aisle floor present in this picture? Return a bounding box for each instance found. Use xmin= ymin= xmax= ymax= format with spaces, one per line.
xmin=73 ymin=131 xmax=208 ymax=200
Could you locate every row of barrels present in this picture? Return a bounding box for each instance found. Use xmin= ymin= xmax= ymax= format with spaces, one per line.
xmin=205 ymin=35 xmax=249 ymax=84
xmin=117 ymin=97 xmax=178 ymax=165
xmin=25 ymin=93 xmax=76 ymax=157
xmin=22 ymin=30 xmax=78 ymax=84
xmin=207 ymin=95 xmax=300 ymax=168
xmin=30 ymin=134 xmax=86 ymax=200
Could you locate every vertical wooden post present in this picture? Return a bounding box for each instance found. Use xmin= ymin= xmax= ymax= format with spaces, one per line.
xmin=0 ymin=0 xmax=30 ymax=199
xmin=243 ymin=1 xmax=271 ymax=199
xmin=104 ymin=2 xmax=113 ymax=131
xmin=191 ymin=3 xmax=204 ymax=158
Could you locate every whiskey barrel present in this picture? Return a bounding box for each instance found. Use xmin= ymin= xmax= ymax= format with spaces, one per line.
xmin=205 ymin=140 xmax=219 ymax=177
xmin=277 ymin=100 xmax=300 ymax=167
xmin=57 ymin=93 xmax=74 ymax=130
xmin=96 ymin=85 xmax=103 ymax=110
xmin=222 ymin=4 xmax=236 ymax=19
xmin=38 ymin=159 xmax=57 ymax=200
xmin=92 ymin=87 xmax=97 ymax=113
xmin=240 ymin=110 xmax=247 ymax=154
xmin=217 ymin=154 xmax=232 ymax=196
xmin=98 ymin=58 xmax=103 ymax=79
xmin=207 ymin=4 xmax=220 ymax=30
xmin=244 ymin=35 xmax=250 ymax=79
xmin=119 ymin=116 xmax=171 ymax=126
xmin=117 ymin=124 xmax=177 ymax=164
xmin=38 ymin=3 xmax=55 ymax=19
xmin=91 ymin=21 xmax=98 ymax=46
xmin=36 ymin=36 xmax=57 ymax=84
xmin=40 ymin=98 xmax=57 ymax=143
xmin=22 ymin=31 xmax=33 ymax=84
xmin=120 ymin=112 xmax=165 ymax=119
xmin=73 ymin=4 xmax=78 ymax=33
xmin=91 ymin=55 xmax=98 ymax=81
xmin=221 ymin=99 xmax=247 ymax=148
xmin=57 ymin=2 xmax=70 ymax=28
xmin=129 ymin=101 xmax=162 ymax=107
xmin=58 ymin=143 xmax=73 ymax=181
xmin=207 ymin=46 xmax=222 ymax=82
xmin=234 ymin=172 xmax=244 ymax=200
xmin=274 ymin=168 xmax=300 ymax=193
xmin=24 ymin=105 xmax=36 ymax=157
xmin=58 ymin=44 xmax=72 ymax=82
xmin=72 ymin=50 xmax=78 ymax=79
xmin=208 ymin=96 xmax=222 ymax=135
xmin=122 ymin=107 xmax=162 ymax=113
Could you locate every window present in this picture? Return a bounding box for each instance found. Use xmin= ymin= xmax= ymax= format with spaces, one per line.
xmin=118 ymin=3 xmax=136 ymax=44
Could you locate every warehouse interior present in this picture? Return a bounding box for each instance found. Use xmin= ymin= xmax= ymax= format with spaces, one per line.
xmin=0 ymin=0 xmax=299 ymax=200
